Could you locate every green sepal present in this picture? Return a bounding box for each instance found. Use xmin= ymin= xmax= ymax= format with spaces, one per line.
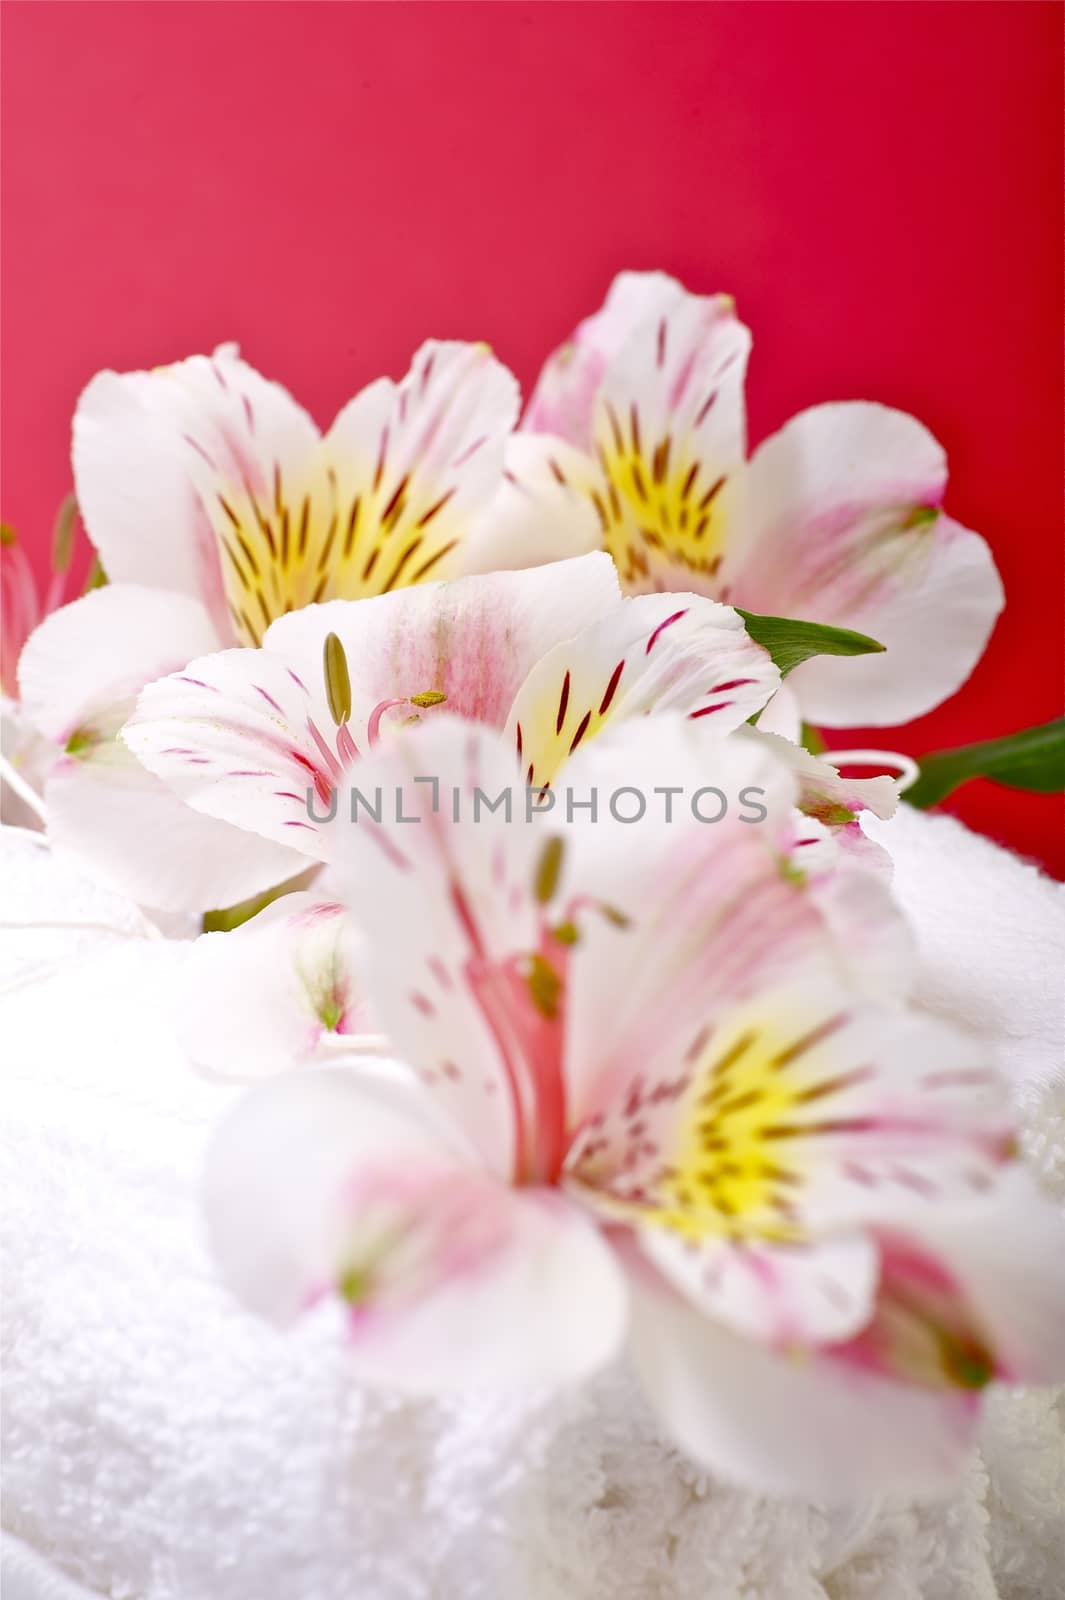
xmin=83 ymin=554 xmax=108 ymax=591
xmin=201 ymin=867 xmax=318 ymax=933
xmin=737 ymin=609 xmax=885 ymax=677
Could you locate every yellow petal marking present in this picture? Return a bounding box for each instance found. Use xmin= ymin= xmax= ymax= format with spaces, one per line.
xmin=576 ymin=1009 xmax=860 ymax=1246
xmin=592 ymin=402 xmax=732 ymax=594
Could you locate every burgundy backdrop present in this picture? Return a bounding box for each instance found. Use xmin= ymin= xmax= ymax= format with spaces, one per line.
xmin=2 ymin=1 xmax=1062 ymax=872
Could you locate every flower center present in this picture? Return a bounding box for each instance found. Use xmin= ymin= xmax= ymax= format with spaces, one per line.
xmin=594 ymin=401 xmax=730 ymax=591
xmin=303 ymin=631 xmax=446 ymax=804
xmin=571 ymin=1011 xmax=865 ymax=1246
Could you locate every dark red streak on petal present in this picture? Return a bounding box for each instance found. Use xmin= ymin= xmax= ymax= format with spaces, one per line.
xmin=645 ymin=609 xmax=689 ymax=654
xmin=598 ymin=659 xmax=625 ymax=715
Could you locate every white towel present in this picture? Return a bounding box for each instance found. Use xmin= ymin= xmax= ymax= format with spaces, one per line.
xmin=2 ymin=813 xmax=1063 ymax=1600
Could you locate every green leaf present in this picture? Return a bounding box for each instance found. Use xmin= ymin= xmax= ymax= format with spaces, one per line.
xmin=907 ymin=718 xmax=1065 ymax=809
xmin=737 ymin=609 xmax=885 ymax=677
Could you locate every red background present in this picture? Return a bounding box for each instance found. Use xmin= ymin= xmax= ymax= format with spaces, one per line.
xmin=2 ymin=1 xmax=1062 ymax=872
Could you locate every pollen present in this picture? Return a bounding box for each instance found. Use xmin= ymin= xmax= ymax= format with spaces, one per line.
xmin=524 ymin=952 xmax=563 ymax=1020
xmin=940 ymin=1336 xmax=994 ymax=1390
xmin=338 ymin=1264 xmax=374 ymax=1306
xmin=323 ymin=632 xmax=352 ymax=726
xmin=534 ymin=836 xmax=565 ymax=904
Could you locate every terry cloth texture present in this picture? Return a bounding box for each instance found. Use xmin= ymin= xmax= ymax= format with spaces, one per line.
xmin=2 ymin=814 xmax=1063 ymax=1600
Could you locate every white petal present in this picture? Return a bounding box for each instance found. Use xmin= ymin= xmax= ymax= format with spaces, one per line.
xmin=18 ymin=584 xmax=221 ymax=745
xmin=722 ymin=404 xmax=1004 ymax=726
xmin=904 ymin=1167 xmax=1065 ymax=1385
xmin=126 ymin=556 xmax=622 ymax=860
xmin=1 ymin=697 xmax=52 ymax=830
xmin=755 ymin=681 xmax=802 ymax=741
xmin=505 ymin=593 xmax=779 ymax=788
xmin=553 ymin=717 xmax=827 ymax=1123
xmin=178 ymin=893 xmax=369 ymax=1078
xmin=591 ymin=288 xmax=751 ymax=595
xmin=72 ymin=348 xmax=320 ymax=642
xmin=640 ymin=1226 xmax=878 ymax=1344
xmin=329 ymin=716 xmax=549 ymax=1180
xmin=264 ymin=551 xmax=622 ymax=732
xmin=464 ymin=433 xmax=605 ymax=573
xmin=43 ymin=756 xmax=303 ymax=915
xmin=747 ymin=728 xmax=899 ymax=826
xmin=205 ymin=1068 xmax=627 ymax=1389
xmin=625 ymin=1251 xmax=980 ymax=1499
xmin=524 ymin=271 xmax=691 ymax=450
xmin=345 ymin=1184 xmax=628 ymax=1393
xmin=125 ymin=642 xmax=354 ymax=864
xmin=802 ymin=852 xmax=915 ymax=999
xmin=789 ymin=515 xmax=1005 ymax=726
xmin=17 ymin=584 xmax=299 ymax=911
xmin=749 ymin=730 xmax=905 ymax=942
xmin=551 ymin=718 xmax=916 ymax=1147
xmin=321 ymin=339 xmax=520 ymax=593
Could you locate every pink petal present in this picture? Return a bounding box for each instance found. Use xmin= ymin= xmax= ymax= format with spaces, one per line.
xmin=625 ymin=1247 xmax=980 ymax=1498
xmin=205 ymin=1067 xmax=627 ymax=1389
xmin=722 ymin=403 xmax=1004 ymax=725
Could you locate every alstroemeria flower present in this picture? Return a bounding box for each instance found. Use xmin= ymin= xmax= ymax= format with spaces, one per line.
xmin=73 ymin=339 xmax=528 ymax=648
xmin=202 ymin=716 xmax=1065 ymax=1499
xmin=12 ymin=338 xmax=536 ymax=910
xmin=162 ymin=715 xmax=901 ymax=1083
xmin=123 ymin=552 xmax=782 ymax=863
xmin=502 ymin=272 xmax=1004 ymax=727
xmin=171 ymin=727 xmax=901 ymax=1079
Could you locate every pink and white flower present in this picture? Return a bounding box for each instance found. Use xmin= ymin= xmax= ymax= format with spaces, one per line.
xmin=9 ymin=338 xmax=534 ymax=910
xmin=73 ymin=339 xmax=524 ymax=648
xmin=202 ymin=715 xmax=1065 ymax=1498
xmin=122 ymin=553 xmax=783 ymax=863
xmin=504 ymin=272 xmax=1005 ymax=727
